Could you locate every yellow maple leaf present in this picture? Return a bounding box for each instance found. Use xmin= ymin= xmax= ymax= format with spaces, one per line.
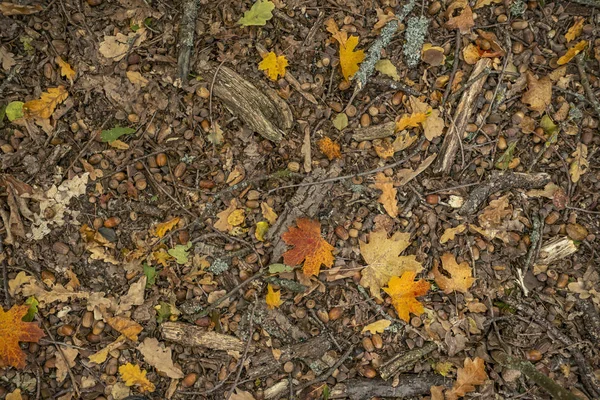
xmin=55 ymin=56 xmax=76 ymax=82
xmin=383 ymin=271 xmax=430 ymax=322
xmin=265 ymin=283 xmax=283 ymax=309
xmin=557 ymin=40 xmax=587 ymax=65
xmin=433 ymin=253 xmax=475 ymax=294
xmin=282 ymin=218 xmax=334 ymax=276
xmin=361 ymin=319 xmax=391 ymax=334
xmin=371 ymin=172 xmax=398 ymax=218
xmin=359 ymin=230 xmax=423 ymax=300
xmin=446 ymin=357 xmax=487 ymax=400
xmin=326 ymin=18 xmax=364 ymax=81
xmin=317 ymin=137 xmax=342 ymax=160
xmin=23 ymin=86 xmax=68 ymax=119
xmin=565 ymin=18 xmax=584 ymax=43
xmin=258 ymin=51 xmax=288 ymax=81
xmin=153 ymin=217 xmax=180 ymax=238
xmin=119 ymin=363 xmax=155 ymax=393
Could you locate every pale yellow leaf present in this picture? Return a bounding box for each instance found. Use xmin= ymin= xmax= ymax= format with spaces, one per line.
xmin=569 ymin=143 xmax=589 ymax=183
xmin=361 ymin=319 xmax=391 ymax=334
xmin=261 ymin=202 xmax=278 ymax=225
xmin=375 ymin=59 xmax=399 ymax=80
xmin=55 ymin=56 xmax=76 ymax=82
xmin=126 ymin=70 xmax=149 ymax=87
xmin=371 ymin=172 xmax=398 ymax=218
xmin=440 ymin=224 xmax=466 ymax=244
xmin=557 ymin=40 xmax=587 ymax=65
xmin=23 ymin=86 xmax=68 ymax=119
xmin=565 ymin=18 xmax=584 ymax=42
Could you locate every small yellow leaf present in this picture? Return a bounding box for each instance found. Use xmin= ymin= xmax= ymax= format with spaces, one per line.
xmin=339 ymin=35 xmax=365 ymax=81
xmin=55 ymin=56 xmax=75 ymax=82
xmin=396 ymin=112 xmax=428 ymax=131
xmin=569 ymin=143 xmax=589 ymax=183
xmin=318 ymin=137 xmax=342 ymax=160
xmin=261 ymin=202 xmax=278 ymax=225
xmin=440 ymin=224 xmax=466 ymax=244
xmin=265 ymin=283 xmax=283 ymax=309
xmin=565 ymin=18 xmax=584 ymax=42
xmin=361 ymin=319 xmax=391 ymax=334
xmin=258 ymin=51 xmax=288 ymax=81
xmin=434 ymin=361 xmax=455 ymax=377
xmin=255 ymin=221 xmax=269 ymax=242
xmin=119 ymin=363 xmax=155 ymax=393
xmin=126 ymin=70 xmax=149 ymax=87
xmin=109 ymin=139 xmax=129 ymax=150
xmin=557 ymin=40 xmax=587 ymax=65
xmin=23 ymin=86 xmax=68 ymax=119
xmin=375 ymin=59 xmax=399 ymax=80
xmin=227 ymin=209 xmax=245 ymax=227
xmin=153 ymin=217 xmax=180 ymax=238
xmin=371 ymin=172 xmax=398 ymax=218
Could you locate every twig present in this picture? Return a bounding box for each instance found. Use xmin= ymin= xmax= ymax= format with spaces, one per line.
xmin=523 ymin=213 xmax=543 ymax=275
xmin=268 ymin=137 xmax=426 ymax=194
xmin=447 ymin=67 xmax=491 ymax=104
xmin=379 ymin=341 xmax=438 ymax=380
xmin=177 ymin=0 xmax=199 ymax=81
xmin=142 ymin=163 xmax=196 ymax=219
xmin=209 ymin=59 xmax=227 ymax=127
xmin=0 ymin=230 xmax=9 ymax=307
xmin=294 ymin=345 xmax=355 ymax=394
xmin=441 ymin=30 xmax=462 ymax=108
xmin=575 ymin=53 xmax=600 ymax=121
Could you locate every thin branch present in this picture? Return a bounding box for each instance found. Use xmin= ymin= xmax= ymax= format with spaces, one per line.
xmin=575 ymin=53 xmax=600 ymax=121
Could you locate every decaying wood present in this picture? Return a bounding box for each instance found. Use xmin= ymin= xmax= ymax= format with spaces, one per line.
xmin=434 ymin=58 xmax=491 ymax=174
xmin=197 ymin=63 xmax=293 ymax=142
xmin=534 ymin=236 xmax=578 ymax=267
xmin=576 ymin=298 xmax=600 ymax=343
xmin=379 ymin=341 xmax=438 ymax=380
xmin=248 ymin=334 xmax=331 ymax=379
xmin=268 ymin=163 xmax=343 ymax=263
xmin=177 ymin=0 xmax=198 ymax=81
xmin=351 ymin=121 xmax=396 ymax=142
xmin=459 ymin=171 xmax=550 ymax=215
xmin=331 ymin=375 xmax=448 ymax=400
xmin=244 ymin=302 xmax=308 ymax=345
xmin=264 ymin=379 xmax=297 ymax=399
xmin=160 ymin=322 xmax=250 ymax=353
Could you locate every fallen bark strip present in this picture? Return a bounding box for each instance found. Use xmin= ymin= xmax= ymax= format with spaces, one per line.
xmin=196 ymin=63 xmax=293 ymax=142
xmin=459 ymin=171 xmax=550 ymax=215
xmin=576 ymin=298 xmax=600 ymax=343
xmin=352 ymin=121 xmax=396 ymax=142
xmin=160 ymin=322 xmax=251 ymax=353
xmin=245 ymin=302 xmax=308 ymax=344
xmin=379 ymin=341 xmax=438 ymax=380
xmin=331 ymin=375 xmax=448 ymax=400
xmin=433 ymin=58 xmax=491 ymax=174
xmin=177 ymin=0 xmax=198 ymax=81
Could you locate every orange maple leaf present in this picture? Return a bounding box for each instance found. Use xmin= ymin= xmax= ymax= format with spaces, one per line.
xmin=0 ymin=305 xmax=45 ymax=369
xmin=383 ymin=271 xmax=430 ymax=322
xmin=446 ymin=357 xmax=488 ymax=400
xmin=432 ymin=253 xmax=475 ymax=294
xmin=282 ymin=218 xmax=334 ymax=276
xmin=317 ymin=137 xmax=341 ymax=160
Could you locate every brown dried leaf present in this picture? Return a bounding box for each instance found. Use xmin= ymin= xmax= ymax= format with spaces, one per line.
xmin=521 ymin=72 xmax=552 ymax=112
xmin=433 ymin=253 xmax=475 ymax=294
xmin=445 ymin=0 xmax=474 ymax=34
xmin=371 ymin=172 xmax=398 ymax=218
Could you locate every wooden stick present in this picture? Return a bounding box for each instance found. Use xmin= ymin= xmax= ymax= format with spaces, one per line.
xmin=160 ymin=322 xmax=251 ymax=353
xmin=177 ymin=0 xmax=198 ymax=81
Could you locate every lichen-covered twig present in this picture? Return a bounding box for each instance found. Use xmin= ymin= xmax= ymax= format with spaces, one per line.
xmin=353 ymin=0 xmax=416 ymax=91
xmin=403 ymin=16 xmax=429 ymax=68
xmin=177 ymin=0 xmax=199 ymax=81
xmin=379 ymin=341 xmax=438 ymax=380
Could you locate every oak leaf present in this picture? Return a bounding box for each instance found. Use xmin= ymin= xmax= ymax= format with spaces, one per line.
xmin=557 ymin=40 xmax=587 ymax=65
xmin=0 ymin=46 xmax=16 ymax=71
xmin=570 ymin=143 xmax=589 ymax=183
xmin=0 ymin=304 xmax=45 ymax=369
xmin=326 ymin=19 xmax=365 ymax=81
xmin=373 ymin=8 xmax=397 ymax=30
xmin=565 ymin=18 xmax=584 ymax=43
xmin=361 ymin=319 xmax=391 ymax=334
xmin=396 ymin=112 xmax=428 ymax=131
xmin=23 ymin=86 xmax=68 ymax=119
xmin=445 ymin=0 xmax=474 ymax=34
xmin=107 ymin=316 xmax=143 ymax=341
xmin=99 ymin=31 xmax=147 ymax=61
xmin=261 ymin=202 xmax=278 ymax=225
xmin=119 ymin=363 xmax=156 ymax=393
xmin=318 ymin=137 xmax=342 ymax=160
xmin=137 ymin=337 xmax=184 ymax=379
xmin=375 ymin=59 xmax=400 ymax=80
xmin=55 ymin=57 xmax=76 ymax=82
xmin=238 ymin=0 xmax=274 ymax=26
xmin=282 ymin=218 xmax=334 ymax=276
xmin=126 ymin=70 xmax=149 ymax=87
xmin=440 ymin=224 xmax=466 ymax=244
xmin=258 ymin=51 xmax=288 ymax=81
xmin=266 ymin=283 xmax=283 ymax=309
xmin=383 ymin=271 xmax=430 ymax=322
xmin=153 ymin=217 xmax=180 ymax=238
xmin=521 ymin=72 xmax=552 ymax=112
xmin=446 ymin=357 xmax=487 ymax=400
xmin=359 ymin=230 xmax=423 ymax=300
xmin=371 ymin=172 xmax=398 ymax=218
xmin=433 ymin=253 xmax=475 ymax=294
xmin=0 ymin=2 xmax=42 ymax=15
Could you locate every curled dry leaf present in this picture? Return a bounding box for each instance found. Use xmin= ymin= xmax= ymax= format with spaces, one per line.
xmin=521 ymin=71 xmax=552 ymax=112
xmin=445 ymin=0 xmax=474 ymax=34
xmin=433 ymin=253 xmax=475 ymax=294
xmin=371 ymin=172 xmax=398 ymax=218
xmin=282 ymin=218 xmax=334 ymax=276
xmin=107 ymin=316 xmax=143 ymax=341
xmin=383 ymin=271 xmax=430 ymax=322
xmin=565 ymin=18 xmax=584 ymax=42
xmin=569 ymin=143 xmax=589 ymax=183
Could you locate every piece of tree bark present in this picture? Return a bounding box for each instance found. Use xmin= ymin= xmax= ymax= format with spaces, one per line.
xmin=244 ymin=302 xmax=308 ymax=344
xmin=160 ymin=322 xmax=250 ymax=353
xmin=352 ymin=121 xmax=396 ymax=141
xmin=535 ymin=236 xmax=578 ymax=266
xmin=177 ymin=0 xmax=198 ymax=81
xmin=434 ymin=58 xmax=491 ymax=174
xmin=459 ymin=172 xmax=550 ymax=215
xmin=197 ymin=63 xmax=292 ymax=142
xmin=576 ymin=298 xmax=600 ymax=343
xmin=331 ymin=375 xmax=448 ymax=399
xmin=379 ymin=341 xmax=438 ymax=380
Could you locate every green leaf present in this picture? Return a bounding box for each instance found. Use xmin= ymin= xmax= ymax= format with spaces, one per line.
xmin=322 ymin=384 xmax=330 ymax=400
xmin=22 ymin=297 xmax=39 ymax=322
xmin=168 ymin=242 xmax=192 ymax=264
xmin=268 ymin=263 xmax=293 ymax=274
xmin=495 ymin=141 xmax=517 ymax=170
xmin=332 ymin=113 xmax=348 ymax=131
xmin=156 ymin=301 xmax=171 ymax=323
xmin=238 ymin=0 xmax=274 ymax=26
xmin=540 ymin=114 xmax=558 ymax=135
xmin=6 ymin=101 xmax=24 ymax=121
xmin=100 ymin=126 xmax=136 ymax=143
xmin=143 ymin=264 xmax=156 ymax=288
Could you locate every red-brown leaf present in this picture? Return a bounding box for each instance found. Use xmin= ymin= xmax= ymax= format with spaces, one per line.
xmin=282 ymin=218 xmax=334 ymax=276
xmin=0 ymin=305 xmax=45 ymax=369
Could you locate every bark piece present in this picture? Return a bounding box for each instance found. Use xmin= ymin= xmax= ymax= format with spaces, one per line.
xmin=434 ymin=58 xmax=491 ymax=174
xmin=177 ymin=0 xmax=198 ymax=81
xmin=535 ymin=236 xmax=578 ymax=266
xmin=160 ymin=322 xmax=250 ymax=353
xmin=352 ymin=121 xmax=396 ymax=141
xmin=245 ymin=302 xmax=308 ymax=344
xmin=331 ymin=375 xmax=448 ymax=399
xmin=197 ymin=63 xmax=292 ymax=142
xmin=379 ymin=341 xmax=438 ymax=380
xmin=459 ymin=172 xmax=550 ymax=215
xmin=576 ymin=298 xmax=600 ymax=343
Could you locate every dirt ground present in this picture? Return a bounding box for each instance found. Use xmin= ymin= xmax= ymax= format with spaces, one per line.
xmin=1 ymin=0 xmax=600 ymax=399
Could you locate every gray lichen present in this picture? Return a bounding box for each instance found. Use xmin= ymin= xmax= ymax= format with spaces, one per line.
xmin=208 ymin=258 xmax=229 ymax=275
xmin=509 ymin=0 xmax=526 ymax=16
xmin=403 ymin=16 xmax=430 ymax=68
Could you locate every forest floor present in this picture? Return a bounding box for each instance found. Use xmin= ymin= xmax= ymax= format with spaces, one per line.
xmin=1 ymin=0 xmax=600 ymax=399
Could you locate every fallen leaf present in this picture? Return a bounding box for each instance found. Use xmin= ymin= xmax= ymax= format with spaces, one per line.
xmin=6 ymin=388 xmax=22 ymax=400
xmin=332 ymin=112 xmax=348 ymax=131
xmin=116 ymin=277 xmax=147 ymax=314
xmin=207 ymin=121 xmax=224 ymax=145
xmin=326 ymin=19 xmax=364 ymax=81
xmin=99 ymin=30 xmax=147 ymax=61
xmin=214 ymin=199 xmax=238 ymax=232
xmin=361 ymin=319 xmax=391 ymax=334
xmin=55 ymin=57 xmax=76 ymax=82
xmin=383 ymin=271 xmax=430 ymax=322
xmin=373 ymin=138 xmax=395 ymax=159
xmin=526 ymin=182 xmax=559 ymax=198
xmin=430 ymin=386 xmax=445 ymax=400
xmin=446 ymin=357 xmax=488 ymax=400
xmin=440 ymin=224 xmax=466 ymax=244
xmin=255 ymin=221 xmax=269 ymax=242
xmin=282 ymin=218 xmax=334 ymax=276
xmin=570 ymin=143 xmax=589 ymax=183
xmin=318 ymin=137 xmax=342 ymax=160
xmin=119 ymin=363 xmax=156 ymax=393
xmin=89 ymin=336 xmax=127 ymax=364
xmin=23 ymin=86 xmax=68 ymax=119
xmin=445 ymin=0 xmax=474 ymax=34
xmin=462 ymin=43 xmax=481 ymax=65
xmin=238 ymin=0 xmax=274 ymax=26
xmin=373 ymin=8 xmax=396 ymax=30
xmin=474 ymin=0 xmax=501 ymax=8
xmin=137 ymin=337 xmax=184 ymax=379
xmin=258 ymin=51 xmax=288 ymax=80
xmin=392 ymin=130 xmax=418 ymax=152
xmin=109 ymin=139 xmax=129 ymax=150
xmin=521 ymin=71 xmax=552 ymax=112
xmin=227 ymin=209 xmax=245 ymax=227
xmin=168 ymin=242 xmax=192 ymax=264
xmin=422 ymin=44 xmax=446 ymax=66
xmin=434 ymin=362 xmax=455 ymax=377
xmin=433 ymin=253 xmax=475 ymax=294
xmin=479 ymin=195 xmax=512 ymax=227
xmin=107 ymin=316 xmax=143 ymax=341
xmin=0 ymin=304 xmax=45 ymax=369
xmin=153 ymin=217 xmax=180 ymax=238
xmin=0 ymin=46 xmax=16 ymax=71
xmin=557 ymin=40 xmax=587 ymax=65
xmin=0 ymin=2 xmax=42 ymax=15
xmin=266 ymin=283 xmax=283 ymax=309
xmin=55 ymin=347 xmax=78 ymax=382
xmin=126 ymin=70 xmax=149 ymax=87
xmin=422 ymin=109 xmax=444 ymax=140
xmin=359 ymin=230 xmax=423 ymax=300
xmin=395 ymin=153 xmax=437 ymax=186
xmin=396 ymin=112 xmax=428 ymax=131
xmin=375 ymin=59 xmax=400 ymax=80
xmin=565 ymin=18 xmax=585 ymax=42
xmin=261 ymin=202 xmax=278 ymax=225
xmin=5 ymin=101 xmax=24 ymax=121
xmin=371 ymin=172 xmax=398 ymax=218
xmin=231 ymin=389 xmax=256 ymax=400
xmin=101 ymin=126 xmax=136 ymax=143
